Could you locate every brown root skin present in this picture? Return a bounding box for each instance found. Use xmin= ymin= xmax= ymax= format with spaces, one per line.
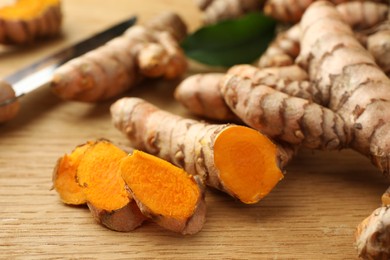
xmin=121 ymin=150 xmax=206 ymax=235
xmin=0 ymin=0 xmax=62 ymax=45
xmin=0 ymin=81 xmax=20 ymax=124
xmin=51 ymin=12 xmax=187 ymax=102
xmin=355 ymin=206 xmax=390 ymax=259
xmin=111 ymin=97 xmax=287 ymax=204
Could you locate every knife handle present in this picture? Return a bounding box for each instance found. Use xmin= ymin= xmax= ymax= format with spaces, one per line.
xmin=0 ymin=81 xmax=20 ymax=123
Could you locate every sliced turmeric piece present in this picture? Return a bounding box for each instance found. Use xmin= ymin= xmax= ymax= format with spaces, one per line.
xmin=111 ymin=97 xmax=291 ymax=204
xmin=75 ymin=139 xmax=146 ymax=232
xmin=121 ymin=150 xmax=206 ymax=235
xmin=52 ymin=141 xmax=92 ymax=205
xmin=0 ymin=0 xmax=62 ymax=45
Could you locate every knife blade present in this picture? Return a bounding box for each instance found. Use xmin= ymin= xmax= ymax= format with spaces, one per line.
xmin=0 ymin=15 xmax=137 ymax=123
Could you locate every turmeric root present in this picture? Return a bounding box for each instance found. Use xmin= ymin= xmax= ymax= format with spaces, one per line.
xmin=298 ymin=1 xmax=390 ymax=174
xmin=0 ymin=81 xmax=20 ymax=124
xmin=220 ymin=74 xmax=351 ymax=150
xmin=174 ymin=65 xmax=320 ymax=122
xmin=111 ymin=97 xmax=294 ymax=204
xmin=0 ymin=0 xmax=62 ymax=45
xmin=51 ymin=11 xmax=187 ymax=102
xmin=194 ymin=0 xmax=264 ymax=25
xmin=258 ymin=1 xmax=389 ymax=68
xmin=52 ymin=140 xmax=146 ymax=232
xmin=121 ymin=150 xmax=206 ymax=235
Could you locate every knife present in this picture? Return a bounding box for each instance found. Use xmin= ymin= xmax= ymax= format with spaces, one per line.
xmin=0 ymin=15 xmax=137 ymax=123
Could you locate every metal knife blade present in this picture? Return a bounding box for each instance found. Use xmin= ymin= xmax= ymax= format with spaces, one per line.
xmin=1 ymin=15 xmax=137 ymax=105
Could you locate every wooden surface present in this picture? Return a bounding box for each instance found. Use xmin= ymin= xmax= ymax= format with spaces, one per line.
xmin=0 ymin=1 xmax=388 ymax=259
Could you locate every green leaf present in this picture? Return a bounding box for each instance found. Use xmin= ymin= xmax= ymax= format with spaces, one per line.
xmin=181 ymin=12 xmax=277 ymax=67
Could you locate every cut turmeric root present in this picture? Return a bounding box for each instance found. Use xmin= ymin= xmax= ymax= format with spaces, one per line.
xmin=121 ymin=150 xmax=206 ymax=235
xmin=52 ymin=140 xmax=146 ymax=232
xmin=111 ymin=97 xmax=291 ymax=204
xmin=0 ymin=0 xmax=62 ymax=45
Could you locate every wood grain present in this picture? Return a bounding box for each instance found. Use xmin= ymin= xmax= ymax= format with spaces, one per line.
xmin=0 ymin=0 xmax=388 ymax=259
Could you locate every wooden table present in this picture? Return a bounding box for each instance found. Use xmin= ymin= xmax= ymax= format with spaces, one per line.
xmin=1 ymin=1 xmax=388 ymax=259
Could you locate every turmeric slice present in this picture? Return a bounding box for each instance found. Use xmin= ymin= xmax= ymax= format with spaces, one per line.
xmin=111 ymin=97 xmax=291 ymax=204
xmin=76 ymin=139 xmax=146 ymax=232
xmin=121 ymin=150 xmax=206 ymax=235
xmin=52 ymin=141 xmax=92 ymax=205
xmin=52 ymin=139 xmax=146 ymax=232
xmin=0 ymin=0 xmax=62 ymax=45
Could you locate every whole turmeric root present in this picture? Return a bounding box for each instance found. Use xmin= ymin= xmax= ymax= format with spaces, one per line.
xmin=298 ymin=0 xmax=390 ymax=174
xmin=111 ymin=97 xmax=294 ymax=204
xmin=121 ymin=150 xmax=206 ymax=235
xmin=52 ymin=140 xmax=146 ymax=232
xmin=0 ymin=0 xmax=62 ymax=45
xmin=51 ymin=11 xmax=187 ymax=102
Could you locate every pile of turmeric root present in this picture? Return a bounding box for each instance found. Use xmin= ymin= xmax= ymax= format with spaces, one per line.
xmin=51 ymin=1 xmax=390 ymax=259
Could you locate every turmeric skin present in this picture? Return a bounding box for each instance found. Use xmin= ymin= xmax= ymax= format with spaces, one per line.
xmin=111 ymin=97 xmax=291 ymax=204
xmin=121 ymin=150 xmax=206 ymax=235
xmin=0 ymin=0 xmax=62 ymax=45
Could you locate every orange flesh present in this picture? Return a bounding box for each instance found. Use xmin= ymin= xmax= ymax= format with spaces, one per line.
xmin=76 ymin=141 xmax=129 ymax=211
xmin=214 ymin=126 xmax=284 ymax=204
xmin=53 ymin=143 xmax=91 ymax=205
xmin=121 ymin=150 xmax=200 ymax=219
xmin=0 ymin=0 xmax=59 ymax=19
